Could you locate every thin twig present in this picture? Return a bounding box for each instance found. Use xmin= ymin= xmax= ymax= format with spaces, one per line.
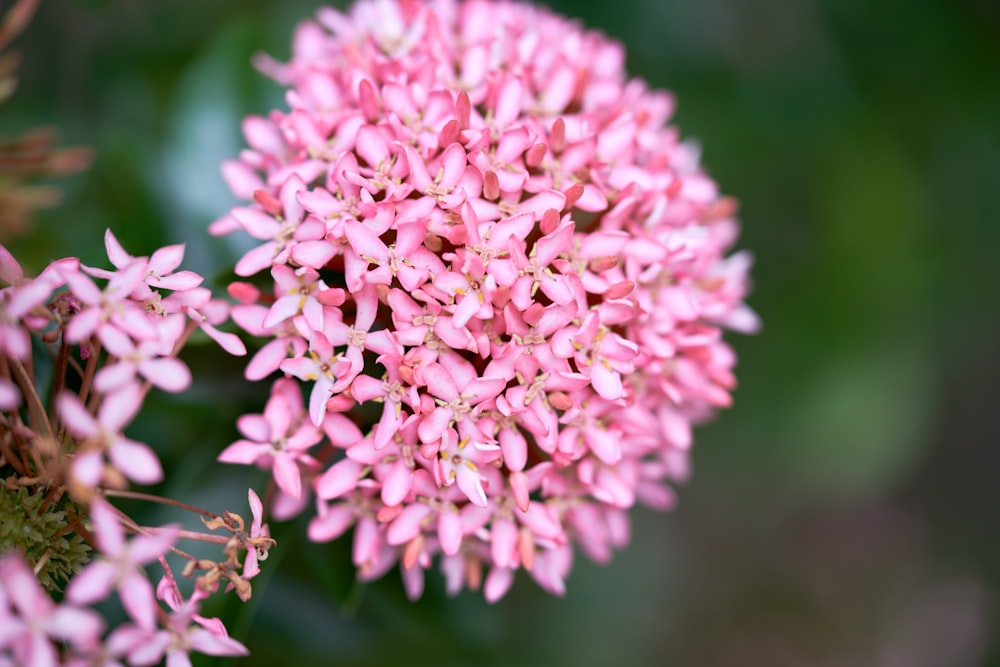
xmin=102 ymin=488 xmax=220 ymax=520
xmin=8 ymin=355 xmax=51 ymax=440
xmin=47 ymin=341 xmax=69 ymax=425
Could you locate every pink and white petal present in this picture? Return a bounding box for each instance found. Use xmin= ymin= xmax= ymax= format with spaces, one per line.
xmin=499 ymin=427 xmax=528 ymax=472
xmin=509 ymin=470 xmax=530 ymax=512
xmin=379 ymin=460 xmax=411 ymax=507
xmin=96 ymin=324 xmax=135 ymax=358
xmin=484 ymin=566 xmax=515 ymax=603
xmin=127 ymin=630 xmax=172 ymax=665
xmin=272 ymin=453 xmax=302 ymax=499
xmin=455 ymin=465 xmax=488 ymax=507
xmin=246 ymin=339 xmax=290 ymax=380
xmin=519 ymin=503 xmax=565 ymax=542
xmin=437 ymin=510 xmax=463 ymax=557
xmin=402 ymin=145 xmax=433 ymax=192
xmin=221 ymin=160 xmax=264 ymax=200
xmin=61 ymin=267 xmax=103 ymax=305
xmin=65 ymin=560 xmax=118 ymax=605
xmin=65 ymin=307 xmax=103 ymax=343
xmin=44 ymin=605 xmax=104 ymax=647
xmin=235 ymin=242 xmax=279 ymax=277
xmin=417 ymin=407 xmax=452 ymax=444
xmin=438 ymin=143 xmax=467 ymax=187
xmin=103 ymin=230 xmax=132 ymax=269
xmin=420 ymin=363 xmax=458 ymax=401
xmin=199 ymin=322 xmax=247 ymax=356
xmin=248 ymin=488 xmax=264 ymax=534
xmin=120 ymin=570 xmax=158 ymax=630
xmin=494 ymin=76 xmax=524 ymax=128
xmin=352 ymin=516 xmax=382 ymax=568
xmin=463 ymin=376 xmax=507 ymax=403
xmin=307 ymin=504 xmax=355 ymax=542
xmin=530 ymin=550 xmax=566 ymax=597
xmin=107 ymin=259 xmax=149 ymax=298
xmin=71 ymin=451 xmax=104 ymax=488
xmin=217 ymin=440 xmax=268 ymax=465
xmin=584 ymin=425 xmax=621 ymax=465
xmin=128 ymin=526 xmax=180 ymax=565
xmin=491 ymin=517 xmax=518 ymax=569
xmin=262 ymin=294 xmax=302 ymax=329
xmin=106 ymin=624 xmax=156 ymax=659
xmin=88 ymin=499 xmax=126 ymax=556
xmin=56 ymin=392 xmax=99 ymax=439
xmin=6 ymin=277 xmax=54 ymax=318
xmin=151 ymin=271 xmax=203 ymax=291
xmin=344 ymin=220 xmax=388 ymax=261
xmin=138 ymin=357 xmax=192 ymax=392
xmin=0 ymin=242 xmax=23 ymax=282
xmin=285 ymin=424 xmax=322 ymax=451
xmin=264 ymin=393 xmax=297 ymax=442
xmin=148 ymin=244 xmax=185 ymax=276
xmin=386 ymin=503 xmax=432 ymax=546
xmin=236 ymin=413 xmax=271 ymax=442
xmin=590 ymin=362 xmax=624 ymax=401
xmin=0 ymin=378 xmax=20 ymax=410
xmin=306 ymin=377 xmax=333 ymax=426
xmin=185 ymin=628 xmax=249 ymax=657
xmin=401 ymin=563 xmax=425 ymax=601
xmin=230 ymin=207 xmax=280 ymax=239
xmin=166 ymin=649 xmax=194 ymax=667
xmin=278 ymin=356 xmax=319 ymax=382
xmin=314 ymin=458 xmax=364 ymax=500
xmin=451 ymin=292 xmax=481 ymax=328
xmin=97 ymin=385 xmax=143 ymax=432
xmin=112 ymin=305 xmax=159 ymax=341
xmin=290 ymin=240 xmax=337 ymax=269
xmin=110 ymin=438 xmax=163 ymax=485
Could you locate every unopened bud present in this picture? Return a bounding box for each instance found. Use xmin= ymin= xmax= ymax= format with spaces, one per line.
xmin=588 ymin=255 xmax=618 ymax=272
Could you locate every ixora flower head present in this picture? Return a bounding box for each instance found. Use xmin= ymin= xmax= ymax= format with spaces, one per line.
xmin=215 ymin=0 xmax=759 ymax=601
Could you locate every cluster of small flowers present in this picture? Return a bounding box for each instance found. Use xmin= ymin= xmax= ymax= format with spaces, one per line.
xmin=0 ymin=498 xmax=256 ymax=667
xmin=0 ymin=236 xmax=269 ymax=665
xmin=214 ymin=0 xmax=758 ymax=600
xmin=1 ymin=232 xmax=243 ymax=494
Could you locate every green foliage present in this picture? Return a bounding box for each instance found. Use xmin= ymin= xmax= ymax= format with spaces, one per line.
xmin=0 ymin=484 xmax=91 ymax=592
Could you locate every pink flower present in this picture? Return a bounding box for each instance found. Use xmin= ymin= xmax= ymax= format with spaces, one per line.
xmin=93 ymin=323 xmax=192 ymax=394
xmin=106 ymin=589 xmax=248 ymax=667
xmin=98 ymin=229 xmax=203 ymax=294
xmin=66 ymin=500 xmax=178 ymax=630
xmin=61 ymin=257 xmax=157 ymax=345
xmin=0 ymin=552 xmax=104 ymax=666
xmin=216 ymin=0 xmax=758 ymax=600
xmin=241 ymin=489 xmax=271 ymax=579
xmin=218 ymin=379 xmax=323 ymax=499
xmin=58 ymin=387 xmax=163 ymax=487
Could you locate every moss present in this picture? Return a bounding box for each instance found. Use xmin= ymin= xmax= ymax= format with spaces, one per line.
xmin=0 ymin=484 xmax=91 ymax=592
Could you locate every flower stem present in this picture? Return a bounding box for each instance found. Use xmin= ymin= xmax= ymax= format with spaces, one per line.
xmin=47 ymin=341 xmax=70 ymax=426
xmin=8 ymin=355 xmax=52 ymax=441
xmin=102 ymin=488 xmax=221 ymax=520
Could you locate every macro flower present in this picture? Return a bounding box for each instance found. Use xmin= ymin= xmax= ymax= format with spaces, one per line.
xmin=215 ymin=0 xmax=758 ymax=600
xmin=58 ymin=387 xmax=164 ymax=488
xmin=0 ymin=551 xmax=104 ymax=666
xmin=66 ymin=499 xmax=178 ymax=630
xmin=218 ymin=378 xmax=323 ymax=499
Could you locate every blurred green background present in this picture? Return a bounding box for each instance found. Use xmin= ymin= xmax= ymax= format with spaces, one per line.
xmin=5 ymin=0 xmax=999 ymax=665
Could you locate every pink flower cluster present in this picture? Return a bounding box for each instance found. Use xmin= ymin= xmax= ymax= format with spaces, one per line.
xmin=0 ymin=497 xmax=256 ymax=667
xmin=1 ymin=236 xmax=268 ymax=665
xmin=214 ymin=0 xmax=758 ymax=600
xmin=1 ymin=231 xmax=243 ymax=495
